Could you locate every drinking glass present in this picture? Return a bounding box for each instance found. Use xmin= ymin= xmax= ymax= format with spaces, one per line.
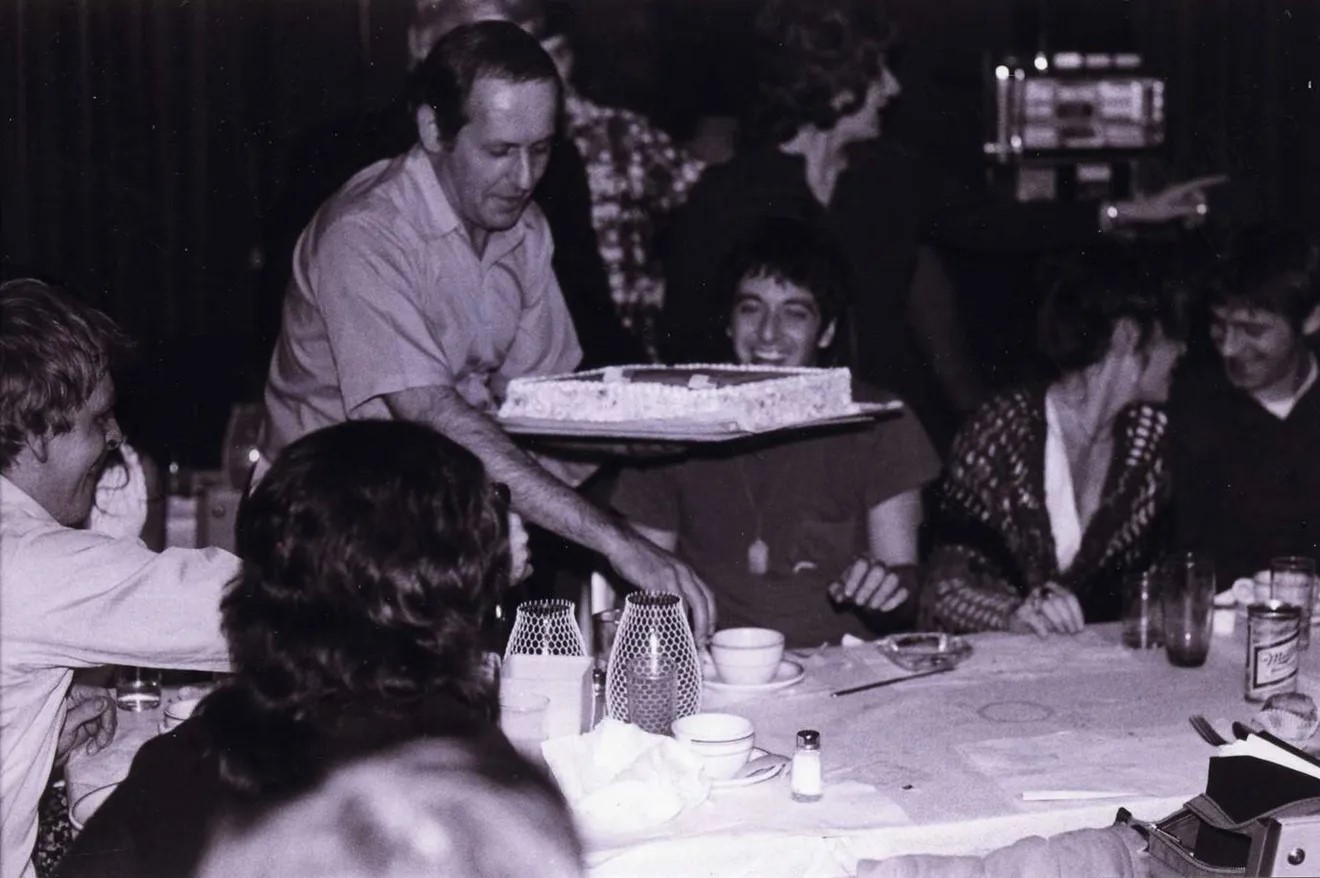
xmin=591 ymin=609 xmax=622 ymax=671
xmin=1161 ymin=553 xmax=1216 ymax=667
xmin=221 ymin=403 xmax=264 ymax=491
xmin=114 ymin=666 xmax=162 ymax=711
xmin=499 ymin=690 xmax=549 ymax=762
xmin=625 ymin=653 xmax=676 ymax=735
xmin=1122 ymin=570 xmax=1164 ymax=649
xmin=1271 ymin=556 xmax=1317 ymax=650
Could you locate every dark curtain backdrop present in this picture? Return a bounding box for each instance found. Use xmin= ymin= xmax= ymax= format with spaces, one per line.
xmin=3 ymin=0 xmax=1316 ymax=462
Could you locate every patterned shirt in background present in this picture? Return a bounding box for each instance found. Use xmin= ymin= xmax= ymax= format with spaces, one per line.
xmin=564 ymin=92 xmax=705 ymax=362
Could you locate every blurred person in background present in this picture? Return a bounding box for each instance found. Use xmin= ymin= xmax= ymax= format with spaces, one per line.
xmin=1170 ymin=224 xmax=1320 ymax=585
xmin=662 ymin=0 xmax=1222 ymax=445
xmin=0 ymin=279 xmax=237 ymax=878
xmin=922 ymin=245 xmax=1190 ymax=635
xmin=60 ymin=420 xmax=533 ymax=878
xmin=195 ymin=738 xmax=581 ymax=878
xmin=532 ymin=1 xmax=706 ymax=361
xmin=613 ymin=218 xmax=940 ymax=648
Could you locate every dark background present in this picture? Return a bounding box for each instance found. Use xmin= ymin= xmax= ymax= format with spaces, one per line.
xmin=3 ymin=0 xmax=1317 ymax=466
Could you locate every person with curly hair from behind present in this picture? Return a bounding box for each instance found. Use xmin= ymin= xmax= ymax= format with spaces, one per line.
xmin=58 ymin=420 xmax=544 ymax=878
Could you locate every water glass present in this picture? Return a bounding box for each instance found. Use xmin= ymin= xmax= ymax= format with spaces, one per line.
xmin=592 ymin=609 xmax=622 ymax=670
xmin=626 ymin=653 xmax=676 ymax=735
xmin=1271 ymin=556 xmax=1317 ymax=650
xmin=114 ymin=666 xmax=162 ymax=711
xmin=1162 ymin=553 xmax=1216 ymax=667
xmin=1122 ymin=571 xmax=1164 ymax=649
xmin=499 ymin=690 xmax=549 ymax=762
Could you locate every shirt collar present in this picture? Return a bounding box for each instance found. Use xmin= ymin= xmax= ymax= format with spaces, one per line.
xmin=0 ymin=475 xmax=54 ymax=523
xmin=403 ymin=144 xmax=528 ymax=260
xmin=1259 ymin=352 xmax=1319 ymax=417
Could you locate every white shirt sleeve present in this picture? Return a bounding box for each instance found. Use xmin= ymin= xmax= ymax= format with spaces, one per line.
xmin=1 ymin=524 xmax=236 ymax=672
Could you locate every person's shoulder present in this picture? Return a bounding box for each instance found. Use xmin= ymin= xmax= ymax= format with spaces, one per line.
xmin=309 ymin=152 xmax=420 ymax=239
xmin=965 ymin=385 xmax=1041 ymax=433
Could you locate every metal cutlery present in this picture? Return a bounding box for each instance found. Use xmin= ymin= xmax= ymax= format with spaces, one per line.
xmin=830 ymin=665 xmax=953 ymax=697
xmin=1188 ymin=714 xmax=1231 ymax=747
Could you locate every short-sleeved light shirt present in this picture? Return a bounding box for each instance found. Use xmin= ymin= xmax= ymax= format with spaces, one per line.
xmin=262 ymin=146 xmax=582 ymax=457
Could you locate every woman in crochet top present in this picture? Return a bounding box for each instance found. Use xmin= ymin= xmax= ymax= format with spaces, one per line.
xmin=922 ymin=244 xmax=1191 ymax=635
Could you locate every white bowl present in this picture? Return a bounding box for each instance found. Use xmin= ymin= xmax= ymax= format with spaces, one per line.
xmin=671 ymin=712 xmax=756 ymax=780
xmin=709 ymin=628 xmax=785 ymax=685
xmin=160 ymin=696 xmax=202 ymax=733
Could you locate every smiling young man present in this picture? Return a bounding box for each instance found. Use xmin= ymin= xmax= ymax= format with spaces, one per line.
xmin=612 ymin=218 xmax=940 ymax=648
xmin=260 ymin=20 xmax=716 ymax=637
xmin=1170 ymin=226 xmax=1320 ymax=584
xmin=0 ymin=280 xmax=237 ymax=878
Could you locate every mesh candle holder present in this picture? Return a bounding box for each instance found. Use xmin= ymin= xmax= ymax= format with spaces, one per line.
xmin=605 ymin=591 xmax=702 ymax=725
xmin=504 ymin=599 xmax=587 ymax=659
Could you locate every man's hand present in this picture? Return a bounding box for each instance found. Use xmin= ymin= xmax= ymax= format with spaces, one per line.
xmin=827 ymin=558 xmax=909 ymax=612
xmin=56 ymin=685 xmax=117 ymax=766
xmin=1009 ymin=583 xmax=1084 ymax=637
xmin=606 ymin=531 xmax=717 ymax=642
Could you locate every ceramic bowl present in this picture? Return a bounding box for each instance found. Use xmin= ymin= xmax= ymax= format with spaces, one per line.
xmin=709 ymin=628 xmax=785 ymax=685
xmin=671 ymin=712 xmax=755 ymax=780
xmin=160 ymin=696 xmax=202 ymax=733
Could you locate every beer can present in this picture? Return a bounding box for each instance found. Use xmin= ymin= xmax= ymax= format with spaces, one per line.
xmin=1245 ymin=601 xmax=1301 ymax=702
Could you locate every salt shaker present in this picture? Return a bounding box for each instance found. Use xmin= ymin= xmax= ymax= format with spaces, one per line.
xmin=790 ymin=729 xmax=823 ymax=802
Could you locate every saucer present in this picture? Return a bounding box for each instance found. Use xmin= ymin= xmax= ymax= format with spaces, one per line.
xmin=710 ymin=748 xmax=788 ymax=788
xmin=704 ymin=659 xmax=805 ymax=693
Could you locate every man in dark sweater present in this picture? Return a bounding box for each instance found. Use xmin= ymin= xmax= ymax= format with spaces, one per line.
xmin=1170 ymin=225 xmax=1320 ymax=585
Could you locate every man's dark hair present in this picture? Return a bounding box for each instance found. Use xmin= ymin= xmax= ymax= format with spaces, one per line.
xmin=1210 ymin=224 xmax=1320 ymax=329
xmin=744 ymin=0 xmax=894 ymax=148
xmin=0 ymin=278 xmax=133 ymax=470
xmin=408 ymin=19 xmax=560 ymax=143
xmin=1037 ymin=243 xmax=1193 ymax=374
xmin=208 ymin=420 xmax=511 ymax=795
xmin=720 ymin=217 xmax=851 ymax=363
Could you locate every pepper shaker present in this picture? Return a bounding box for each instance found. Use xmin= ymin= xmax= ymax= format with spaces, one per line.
xmin=791 ymin=729 xmax=823 ymax=802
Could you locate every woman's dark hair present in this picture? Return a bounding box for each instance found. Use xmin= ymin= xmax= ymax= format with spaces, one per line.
xmin=408 ymin=18 xmax=560 ymax=143
xmin=1037 ymin=243 xmax=1193 ymax=374
xmin=1209 ymin=224 xmax=1320 ymax=329
xmin=719 ymin=217 xmax=852 ymax=364
xmin=744 ymin=0 xmax=894 ymax=148
xmin=206 ymin=420 xmax=510 ymax=796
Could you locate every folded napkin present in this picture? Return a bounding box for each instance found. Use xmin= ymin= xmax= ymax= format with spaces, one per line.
xmin=542 ymin=719 xmax=710 ymax=838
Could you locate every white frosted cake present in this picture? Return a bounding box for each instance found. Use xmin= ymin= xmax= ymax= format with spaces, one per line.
xmin=498 ymin=364 xmax=861 ymax=432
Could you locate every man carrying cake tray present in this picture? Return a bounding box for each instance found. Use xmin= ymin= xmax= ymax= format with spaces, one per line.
xmin=258 ymin=21 xmax=716 ymax=637
xmin=612 ymin=218 xmax=942 ymax=648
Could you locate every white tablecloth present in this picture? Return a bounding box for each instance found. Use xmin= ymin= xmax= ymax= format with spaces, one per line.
xmin=583 ymin=623 xmax=1320 ymax=877
xmin=65 ymin=625 xmax=1318 ymax=878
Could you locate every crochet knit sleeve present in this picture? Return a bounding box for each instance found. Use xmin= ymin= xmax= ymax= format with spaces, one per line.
xmin=920 ymin=397 xmax=1032 ymax=633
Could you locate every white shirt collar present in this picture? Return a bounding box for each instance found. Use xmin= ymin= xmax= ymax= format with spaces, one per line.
xmin=1258 ymin=352 xmax=1318 ymax=420
xmin=0 ymin=474 xmax=53 ymax=522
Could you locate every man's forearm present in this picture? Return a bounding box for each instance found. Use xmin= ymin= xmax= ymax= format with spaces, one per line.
xmin=384 ymin=386 xmax=626 ymax=557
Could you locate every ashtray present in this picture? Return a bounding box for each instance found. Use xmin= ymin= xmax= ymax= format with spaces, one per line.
xmin=875 ymin=632 xmax=973 ymax=672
